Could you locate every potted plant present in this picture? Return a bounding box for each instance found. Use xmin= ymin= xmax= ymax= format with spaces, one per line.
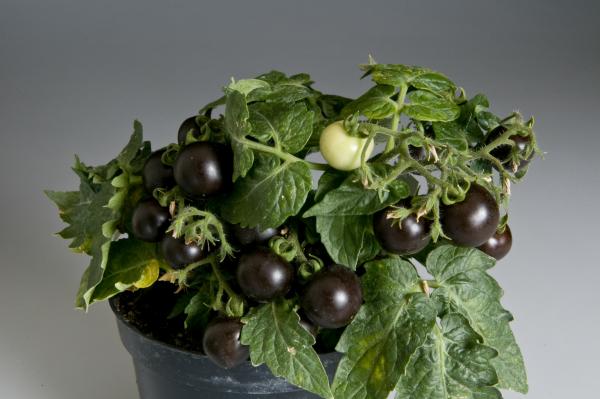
xmin=47 ymin=60 xmax=539 ymax=399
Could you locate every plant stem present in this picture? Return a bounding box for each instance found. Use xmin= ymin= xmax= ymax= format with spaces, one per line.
xmin=209 ymin=256 xmax=238 ymax=299
xmin=385 ymin=84 xmax=408 ymax=153
xmin=238 ymin=137 xmax=328 ymax=170
xmin=426 ymin=279 xmax=441 ymax=288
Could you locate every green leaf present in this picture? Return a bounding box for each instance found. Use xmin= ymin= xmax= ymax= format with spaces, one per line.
xmin=314 ymin=169 xmax=347 ymax=202
xmin=248 ymin=101 xmax=314 ymax=154
xmin=249 ymin=71 xmax=316 ymax=103
xmin=360 ymin=63 xmax=431 ymax=87
xmin=332 ymin=257 xmax=437 ymax=399
xmin=411 ymin=72 xmax=457 ymax=98
xmin=46 ymin=178 xmax=115 ymax=255
xmin=315 ymin=214 xmax=380 ymax=270
xmin=404 ymin=90 xmax=460 ymax=122
xmin=341 ymin=84 xmax=397 ymax=120
xmin=225 ymin=90 xmax=254 ymax=181
xmin=47 ymin=121 xmax=151 ymax=309
xmin=396 ymin=313 xmax=502 ymax=399
xmin=426 ymin=246 xmax=528 ymax=393
xmin=241 ymin=300 xmax=333 ymax=399
xmin=116 ymin=120 xmax=144 ymax=171
xmin=228 ymin=79 xmax=271 ymax=96
xmin=304 ymin=175 xmax=409 ymax=217
xmin=317 ymin=94 xmax=353 ymax=119
xmin=184 ymin=287 xmax=213 ymax=330
xmin=432 ymin=122 xmax=469 ymax=151
xmin=91 ymin=239 xmax=162 ymax=301
xmin=221 ymin=154 xmax=312 ymax=229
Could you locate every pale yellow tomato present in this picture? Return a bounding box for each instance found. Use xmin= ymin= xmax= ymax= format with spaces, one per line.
xmin=319 ymin=121 xmax=374 ymax=171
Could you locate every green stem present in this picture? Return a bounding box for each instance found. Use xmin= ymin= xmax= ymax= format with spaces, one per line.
xmin=182 ymin=255 xmax=217 ymax=275
xmin=426 ymin=279 xmax=441 ymax=289
xmin=477 ymin=126 xmax=517 ymax=155
xmin=238 ymin=138 xmax=328 ymax=170
xmin=385 ymin=84 xmax=408 ymax=153
xmin=210 ymin=256 xmax=239 ymax=299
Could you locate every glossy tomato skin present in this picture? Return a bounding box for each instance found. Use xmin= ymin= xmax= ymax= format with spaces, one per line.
xmin=202 ymin=317 xmax=249 ymax=369
xmin=161 ymin=235 xmax=203 ymax=270
xmin=319 ymin=121 xmax=375 ymax=171
xmin=486 ymin=126 xmax=532 ymax=171
xmin=232 ymin=224 xmax=279 ymax=246
xmin=441 ymin=183 xmax=500 ymax=247
xmin=301 ymin=264 xmax=362 ymax=329
xmin=373 ymin=209 xmax=431 ymax=255
xmin=131 ymin=199 xmax=171 ymax=242
xmin=236 ymin=248 xmax=293 ymax=302
xmin=177 ymin=116 xmax=202 ymax=145
xmin=142 ymin=149 xmax=175 ymax=193
xmin=174 ymin=142 xmax=233 ymax=198
xmin=478 ymin=225 xmax=512 ymax=260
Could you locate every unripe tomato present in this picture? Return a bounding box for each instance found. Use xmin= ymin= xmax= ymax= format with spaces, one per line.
xmin=319 ymin=121 xmax=374 ymax=171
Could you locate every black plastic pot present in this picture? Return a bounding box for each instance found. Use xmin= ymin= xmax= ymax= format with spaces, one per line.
xmin=109 ymin=297 xmax=342 ymax=398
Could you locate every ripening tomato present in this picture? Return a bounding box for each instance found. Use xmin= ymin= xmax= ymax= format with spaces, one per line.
xmin=319 ymin=121 xmax=374 ymax=171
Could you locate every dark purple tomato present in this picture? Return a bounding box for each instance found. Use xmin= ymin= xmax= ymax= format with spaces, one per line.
xmin=441 ymin=183 xmax=500 ymax=247
xmin=236 ymin=248 xmax=293 ymax=302
xmin=173 ymin=142 xmax=233 ymax=198
xmin=486 ymin=126 xmax=532 ymax=172
xmin=409 ymin=145 xmax=427 ymax=161
xmin=177 ymin=116 xmax=202 ymax=145
xmin=478 ymin=225 xmax=512 ymax=260
xmin=131 ymin=199 xmax=171 ymax=242
xmin=300 ymin=264 xmax=362 ymax=329
xmin=161 ymin=235 xmax=204 ymax=270
xmin=202 ymin=317 xmax=249 ymax=369
xmin=232 ymin=224 xmax=279 ymax=246
xmin=373 ymin=207 xmax=431 ymax=255
xmin=142 ymin=149 xmax=175 ymax=193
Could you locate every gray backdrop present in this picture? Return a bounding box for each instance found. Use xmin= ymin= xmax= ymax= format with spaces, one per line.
xmin=1 ymin=0 xmax=598 ymax=398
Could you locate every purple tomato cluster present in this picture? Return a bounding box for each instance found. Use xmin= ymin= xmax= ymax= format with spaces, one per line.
xmin=130 ymin=117 xmax=364 ymax=370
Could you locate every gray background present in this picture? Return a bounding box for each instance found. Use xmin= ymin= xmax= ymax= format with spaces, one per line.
xmin=1 ymin=0 xmax=598 ymax=398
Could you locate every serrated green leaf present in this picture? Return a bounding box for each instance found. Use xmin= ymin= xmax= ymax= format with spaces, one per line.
xmin=47 ymin=122 xmax=151 ymax=309
xmin=91 ymin=239 xmax=162 ymax=301
xmin=46 ymin=179 xmax=115 ymax=254
xmin=184 ymin=287 xmax=213 ymax=330
xmin=225 ymin=90 xmax=254 ymax=181
xmin=458 ymin=94 xmax=489 ymax=146
xmin=426 ymin=246 xmax=528 ymax=393
xmin=248 ymin=101 xmax=314 ymax=154
xmin=241 ymin=300 xmax=333 ymax=399
xmin=315 ymin=214 xmax=380 ymax=270
xmin=404 ymin=90 xmax=460 ymax=122
xmin=314 ymin=169 xmax=347 ymax=202
xmin=411 ymin=72 xmax=457 ymax=98
xmin=304 ymin=175 xmax=409 ymax=217
xmin=221 ymin=154 xmax=312 ymax=229
xmin=332 ymin=257 xmax=437 ymax=399
xmin=341 ymin=84 xmax=397 ymax=120
xmin=116 ymin=120 xmax=144 ymax=170
xmin=228 ymin=79 xmax=271 ymax=96
xmin=396 ymin=313 xmax=502 ymax=399
xmin=360 ymin=63 xmax=431 ymax=87
xmin=432 ymin=122 xmax=469 ymax=151
xmin=317 ymin=94 xmax=353 ymax=119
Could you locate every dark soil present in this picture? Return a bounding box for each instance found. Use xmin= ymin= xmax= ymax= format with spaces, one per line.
xmin=112 ymin=281 xmax=342 ymax=355
xmin=112 ymin=282 xmax=205 ymax=353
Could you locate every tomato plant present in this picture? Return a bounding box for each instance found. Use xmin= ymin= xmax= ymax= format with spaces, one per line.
xmin=47 ymin=61 xmax=541 ymax=399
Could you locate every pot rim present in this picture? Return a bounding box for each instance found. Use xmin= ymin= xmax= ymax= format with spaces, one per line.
xmin=108 ymin=294 xmax=342 ymax=362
